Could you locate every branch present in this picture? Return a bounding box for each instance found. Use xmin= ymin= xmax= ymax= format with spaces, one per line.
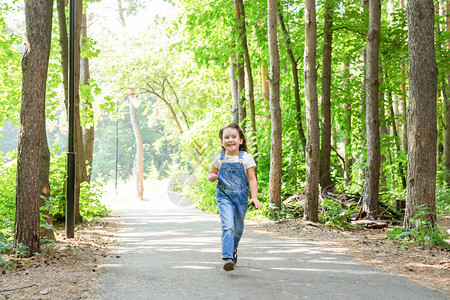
xmin=0 ymin=284 xmax=37 ymax=293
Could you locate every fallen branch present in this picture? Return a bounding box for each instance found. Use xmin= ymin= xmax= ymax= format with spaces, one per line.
xmin=0 ymin=283 xmax=37 ymax=293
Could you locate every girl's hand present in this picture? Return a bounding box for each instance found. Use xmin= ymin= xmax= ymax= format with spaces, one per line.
xmin=207 ymin=172 xmax=218 ymax=182
xmin=249 ymin=198 xmax=261 ymax=209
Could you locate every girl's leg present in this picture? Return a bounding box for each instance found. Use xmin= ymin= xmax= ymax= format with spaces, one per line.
xmin=233 ymin=192 xmax=249 ymax=251
xmin=217 ymin=193 xmax=235 ymax=259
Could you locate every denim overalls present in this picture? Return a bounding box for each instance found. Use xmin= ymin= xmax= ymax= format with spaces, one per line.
xmin=216 ymin=151 xmax=249 ymax=259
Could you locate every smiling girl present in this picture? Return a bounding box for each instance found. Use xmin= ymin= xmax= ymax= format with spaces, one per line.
xmin=207 ymin=123 xmax=261 ymax=271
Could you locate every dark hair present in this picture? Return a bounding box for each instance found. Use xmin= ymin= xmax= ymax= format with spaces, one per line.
xmin=219 ymin=123 xmax=248 ymax=152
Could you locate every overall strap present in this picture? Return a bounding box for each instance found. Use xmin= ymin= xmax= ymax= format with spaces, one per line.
xmin=238 ymin=151 xmax=245 ymax=164
xmin=217 ymin=150 xmax=226 ymax=170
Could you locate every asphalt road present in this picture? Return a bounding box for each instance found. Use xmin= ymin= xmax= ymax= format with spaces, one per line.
xmin=96 ymin=194 xmax=448 ymax=300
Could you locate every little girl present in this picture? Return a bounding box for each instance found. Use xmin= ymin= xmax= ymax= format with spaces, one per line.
xmin=207 ymin=123 xmax=261 ymax=271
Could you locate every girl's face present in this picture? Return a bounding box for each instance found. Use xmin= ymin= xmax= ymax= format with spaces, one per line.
xmin=221 ymin=128 xmax=243 ymax=155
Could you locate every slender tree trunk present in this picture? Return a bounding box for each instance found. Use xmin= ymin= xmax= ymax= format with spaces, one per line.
xmin=444 ymin=0 xmax=450 ymax=186
xmin=278 ymin=8 xmax=306 ymax=155
xmin=233 ymin=3 xmax=246 ymax=126
xmin=117 ymin=0 xmax=126 ymax=27
xmin=387 ymin=90 xmax=407 ymax=188
xmin=343 ymin=56 xmax=352 ymax=185
xmin=358 ymin=0 xmax=370 ymax=186
xmin=40 ymin=107 xmax=55 ymax=241
xmin=229 ymin=55 xmax=239 ymax=123
xmin=319 ymin=0 xmax=334 ymax=192
xmin=15 ymin=0 xmax=53 ymax=257
xmin=57 ymin=0 xmax=69 ymax=109
xmin=400 ymin=0 xmax=408 ymax=155
xmin=260 ymin=63 xmax=270 ymax=121
xmin=404 ymin=0 xmax=438 ymax=229
xmin=362 ymin=0 xmax=381 ymax=219
xmin=379 ymin=65 xmax=388 ymax=188
xmin=81 ymin=11 xmax=94 ymax=183
xmin=268 ymin=0 xmax=282 ymax=209
xmin=303 ymin=0 xmax=319 ymax=221
xmin=235 ymin=0 xmax=256 ymax=137
xmin=129 ymin=89 xmax=144 ymax=199
xmin=74 ymin=0 xmax=85 ymax=224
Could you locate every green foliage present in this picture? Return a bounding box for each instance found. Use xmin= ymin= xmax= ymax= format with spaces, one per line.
xmin=0 ymin=151 xmax=17 ymax=240
xmin=79 ymin=181 xmax=110 ymax=221
xmin=319 ymin=199 xmax=360 ymax=229
xmin=0 ymin=7 xmax=21 ymax=127
xmin=187 ymin=178 xmax=218 ymax=214
xmin=436 ymin=169 xmax=450 ymax=215
xmin=386 ymin=206 xmax=450 ymax=249
xmin=48 ymin=151 xmax=110 ymax=221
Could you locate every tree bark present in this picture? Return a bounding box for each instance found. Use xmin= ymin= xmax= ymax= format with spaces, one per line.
xmin=81 ymin=11 xmax=94 ymax=183
xmin=303 ymin=0 xmax=320 ymax=221
xmin=319 ymin=0 xmax=334 ymax=192
xmin=268 ymin=0 xmax=282 ymax=209
xmin=260 ymin=63 xmax=270 ymax=121
xmin=40 ymin=107 xmax=55 ymax=241
xmin=229 ymin=55 xmax=239 ymax=123
xmin=57 ymin=0 xmax=69 ymax=109
xmin=343 ymin=56 xmax=352 ymax=185
xmin=117 ymin=0 xmax=126 ymax=27
xmin=362 ymin=0 xmax=381 ymax=219
xmin=235 ymin=0 xmax=256 ymax=137
xmin=278 ymin=8 xmax=306 ymax=155
xmin=379 ymin=65 xmax=387 ymax=188
xmin=400 ymin=0 xmax=408 ymax=155
xmin=444 ymin=0 xmax=450 ymax=186
xmin=15 ymin=0 xmax=53 ymax=257
xmin=129 ymin=89 xmax=144 ymax=199
xmin=404 ymin=0 xmax=438 ymax=228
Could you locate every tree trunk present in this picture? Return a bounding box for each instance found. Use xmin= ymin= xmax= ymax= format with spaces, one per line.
xmin=385 ymin=68 xmax=407 ymax=188
xmin=343 ymin=56 xmax=352 ymax=185
xmin=379 ymin=66 xmax=388 ymax=188
xmin=117 ymin=0 xmax=126 ymax=27
xmin=260 ymin=63 xmax=270 ymax=121
xmin=129 ymin=89 xmax=144 ymax=199
xmin=74 ymin=0 xmax=85 ymax=224
xmin=268 ymin=0 xmax=282 ymax=209
xmin=40 ymin=107 xmax=55 ymax=241
xmin=400 ymin=0 xmax=408 ymax=155
xmin=81 ymin=11 xmax=94 ymax=183
xmin=303 ymin=0 xmax=319 ymax=221
xmin=15 ymin=0 xmax=53 ymax=257
xmin=233 ymin=3 xmax=246 ymax=127
xmin=404 ymin=0 xmax=438 ymax=229
xmin=319 ymin=0 xmax=334 ymax=192
xmin=362 ymin=0 xmax=381 ymax=219
xmin=235 ymin=0 xmax=256 ymax=137
xmin=229 ymin=55 xmax=239 ymax=123
xmin=278 ymin=8 xmax=306 ymax=155
xmin=57 ymin=0 xmax=69 ymax=109
xmin=444 ymin=0 xmax=450 ymax=186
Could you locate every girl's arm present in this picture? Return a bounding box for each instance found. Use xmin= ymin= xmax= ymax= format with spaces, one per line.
xmin=247 ymin=167 xmax=261 ymax=209
xmin=207 ymin=166 xmax=219 ymax=182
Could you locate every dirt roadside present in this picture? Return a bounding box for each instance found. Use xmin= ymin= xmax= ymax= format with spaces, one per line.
xmin=0 ymin=215 xmax=449 ymax=299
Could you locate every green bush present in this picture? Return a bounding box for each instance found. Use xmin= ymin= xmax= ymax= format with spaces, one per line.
xmin=79 ymin=181 xmax=110 ymax=221
xmin=386 ymin=206 xmax=450 ymax=249
xmin=0 ymin=151 xmax=17 ymax=240
xmin=319 ymin=199 xmax=359 ymax=229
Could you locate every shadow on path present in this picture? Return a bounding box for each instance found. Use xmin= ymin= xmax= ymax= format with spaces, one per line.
xmin=97 ymin=197 xmax=447 ymax=300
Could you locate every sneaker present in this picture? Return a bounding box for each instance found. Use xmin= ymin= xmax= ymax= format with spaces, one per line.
xmin=232 ymin=251 xmax=237 ymax=265
xmin=223 ymin=259 xmax=235 ymax=271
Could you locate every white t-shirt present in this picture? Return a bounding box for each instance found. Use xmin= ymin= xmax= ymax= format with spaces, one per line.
xmin=212 ymin=151 xmax=256 ymax=171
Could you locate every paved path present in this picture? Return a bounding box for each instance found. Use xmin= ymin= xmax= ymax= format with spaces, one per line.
xmin=97 ymin=195 xmax=448 ymax=300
